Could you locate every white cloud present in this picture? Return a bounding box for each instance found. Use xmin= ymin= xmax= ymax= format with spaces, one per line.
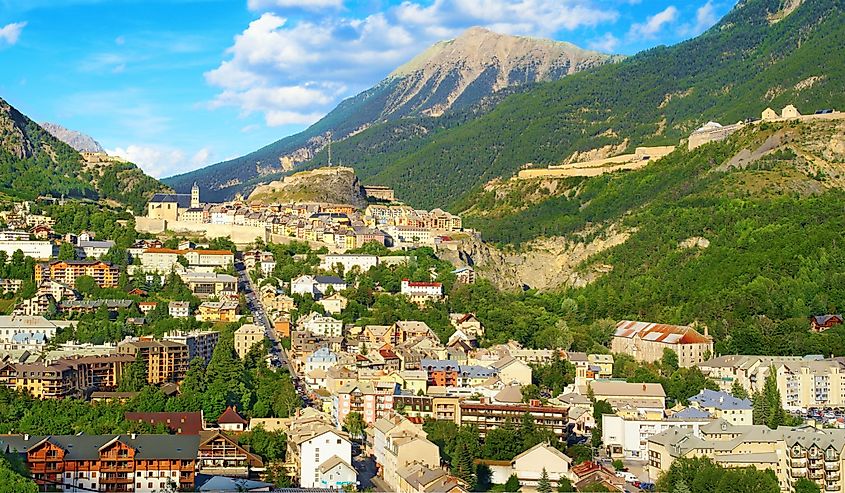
xmin=206 ymin=1 xmax=618 ymax=127
xmin=247 ymin=0 xmax=344 ymax=10
xmin=680 ymin=1 xmax=719 ymax=36
xmin=106 ymin=144 xmax=213 ymax=178
xmin=629 ymin=5 xmax=678 ymax=38
xmin=0 ymin=21 xmax=27 ymax=46
xmin=588 ymin=32 xmax=619 ymax=53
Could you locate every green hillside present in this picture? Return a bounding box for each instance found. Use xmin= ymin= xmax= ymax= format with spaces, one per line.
xmin=307 ymin=0 xmax=845 ymax=211
xmin=0 ymin=97 xmax=167 ymax=212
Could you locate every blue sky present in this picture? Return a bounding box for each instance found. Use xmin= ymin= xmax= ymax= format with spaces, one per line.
xmin=0 ymin=0 xmax=735 ymax=178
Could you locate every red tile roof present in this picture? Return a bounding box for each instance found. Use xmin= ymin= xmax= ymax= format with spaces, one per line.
xmin=217 ymin=406 xmax=248 ymax=425
xmin=125 ymin=412 xmax=203 ymax=435
xmin=614 ymin=320 xmax=711 ymax=344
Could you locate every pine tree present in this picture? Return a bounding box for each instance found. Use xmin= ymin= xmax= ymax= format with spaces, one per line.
xmin=451 ymin=435 xmax=477 ymax=489
xmin=537 ymin=468 xmax=552 ymax=493
xmin=730 ymin=379 xmax=749 ymax=399
xmin=503 ymin=474 xmax=520 ymax=492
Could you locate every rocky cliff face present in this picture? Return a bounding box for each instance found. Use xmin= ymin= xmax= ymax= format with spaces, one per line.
xmin=248 ymin=166 xmax=367 ymax=207
xmin=0 ymin=98 xmax=36 ymax=159
xmin=439 ymin=224 xmax=632 ymax=291
xmin=40 ymin=122 xmax=105 ymax=153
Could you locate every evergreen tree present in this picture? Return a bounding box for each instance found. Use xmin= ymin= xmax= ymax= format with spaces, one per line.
xmin=557 ymin=477 xmax=574 ymax=493
xmin=118 ymin=356 xmax=147 ymax=392
xmin=58 ymin=242 xmax=76 ymax=261
xmin=503 ymin=474 xmax=520 ymax=492
xmin=730 ymin=380 xmax=749 ymax=400
xmin=537 ymin=468 xmax=552 ymax=493
xmin=451 ymin=439 xmax=476 ymax=489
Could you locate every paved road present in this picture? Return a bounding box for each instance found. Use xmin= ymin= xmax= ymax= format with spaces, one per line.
xmin=235 ymin=258 xmax=309 ymax=405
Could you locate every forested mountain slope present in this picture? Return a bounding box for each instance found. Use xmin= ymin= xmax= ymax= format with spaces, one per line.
xmin=0 ymin=97 xmax=167 ymax=212
xmin=306 ymin=0 xmax=845 ymax=210
xmin=164 ymin=28 xmax=619 ymax=200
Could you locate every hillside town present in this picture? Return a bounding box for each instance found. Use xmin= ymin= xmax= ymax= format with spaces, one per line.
xmin=0 ymin=193 xmax=844 ymax=493
xmin=2 ymin=0 xmax=845 ymax=491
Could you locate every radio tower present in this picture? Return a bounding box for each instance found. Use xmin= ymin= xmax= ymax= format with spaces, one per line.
xmin=327 ymin=132 xmax=333 ymax=167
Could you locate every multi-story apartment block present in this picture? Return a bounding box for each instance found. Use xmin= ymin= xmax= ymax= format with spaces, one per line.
xmin=0 ymin=361 xmax=76 ymax=398
xmin=699 ymin=355 xmax=845 ymax=411
xmin=35 ymin=260 xmax=119 ymax=288
xmin=459 ymin=399 xmax=569 ymax=439
xmin=66 ymin=354 xmax=135 ymax=391
xmin=234 ymin=324 xmax=265 ymax=359
xmin=648 ymin=421 xmax=845 ymax=493
xmin=602 ymin=412 xmax=713 ymax=459
xmin=140 ymin=248 xmax=233 ymax=273
xmin=163 ymin=330 xmax=220 ymax=364
xmin=333 ymin=381 xmax=400 ymax=426
xmin=611 ymin=320 xmax=713 ymax=367
xmin=117 ymin=338 xmax=190 ymax=384
xmin=1 ymin=434 xmax=199 ymax=493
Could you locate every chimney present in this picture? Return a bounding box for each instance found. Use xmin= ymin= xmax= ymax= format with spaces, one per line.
xmin=642 ymin=384 xmax=647 ymax=392
xmin=131 ymin=433 xmax=137 ymax=439
xmin=24 ymin=434 xmax=29 ymax=441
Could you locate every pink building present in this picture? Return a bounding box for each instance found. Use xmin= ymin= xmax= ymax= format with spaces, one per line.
xmin=332 ymin=381 xmax=399 ymax=426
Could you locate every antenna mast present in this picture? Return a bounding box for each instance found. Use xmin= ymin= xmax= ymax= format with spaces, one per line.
xmin=327 ymin=132 xmax=333 ymax=167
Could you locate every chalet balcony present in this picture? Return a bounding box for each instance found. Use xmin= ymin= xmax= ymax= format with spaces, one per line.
xmin=826 ymin=484 xmax=840 ymax=492
xmin=100 ymin=476 xmax=133 ymax=484
xmin=791 ymin=468 xmax=808 ymax=478
xmin=810 ymin=471 xmax=826 ymax=480
xmin=827 ymin=462 xmax=840 ymax=471
xmin=828 ymin=471 xmax=840 ymax=481
xmin=811 ymin=461 xmax=825 ymax=470
xmin=791 ymin=457 xmax=808 ymax=467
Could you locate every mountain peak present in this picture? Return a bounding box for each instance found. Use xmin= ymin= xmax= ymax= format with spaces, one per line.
xmin=41 ymin=122 xmax=105 ymax=153
xmin=389 ymin=27 xmax=611 ymax=80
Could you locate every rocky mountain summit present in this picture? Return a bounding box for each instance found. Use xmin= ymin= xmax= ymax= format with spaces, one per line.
xmin=40 ymin=122 xmax=105 ymax=153
xmin=165 ymin=27 xmax=618 ymax=200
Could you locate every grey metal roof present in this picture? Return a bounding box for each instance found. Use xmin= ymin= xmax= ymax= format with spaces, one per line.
xmin=150 ymin=193 xmax=192 ymax=209
xmin=0 ymin=434 xmax=199 ymax=460
xmin=689 ymin=389 xmax=752 ymax=411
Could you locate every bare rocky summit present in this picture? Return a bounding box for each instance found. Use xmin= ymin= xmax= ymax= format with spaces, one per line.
xmin=41 ymin=122 xmax=105 ymax=153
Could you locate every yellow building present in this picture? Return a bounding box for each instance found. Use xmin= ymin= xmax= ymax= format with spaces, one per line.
xmin=196 ymin=300 xmax=240 ymax=322
xmin=234 ymin=324 xmax=265 ymax=359
xmin=35 ymin=260 xmax=119 ymax=288
xmin=0 ymin=361 xmax=75 ymax=398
